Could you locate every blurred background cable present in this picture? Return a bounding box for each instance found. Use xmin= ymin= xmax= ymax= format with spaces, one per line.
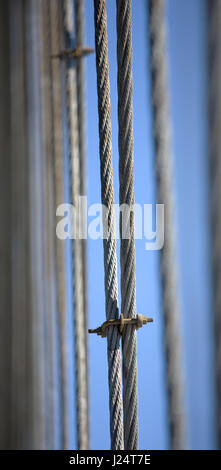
xmin=147 ymin=0 xmax=186 ymax=449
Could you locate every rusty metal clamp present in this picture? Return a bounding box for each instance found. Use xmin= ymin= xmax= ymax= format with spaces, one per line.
xmin=52 ymin=46 xmax=94 ymax=60
xmin=88 ymin=314 xmax=153 ymax=338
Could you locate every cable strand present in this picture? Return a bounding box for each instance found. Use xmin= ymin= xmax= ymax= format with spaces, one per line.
xmin=94 ymin=0 xmax=124 ymax=450
xmin=116 ymin=0 xmax=139 ymax=450
xmin=148 ymin=0 xmax=185 ymax=449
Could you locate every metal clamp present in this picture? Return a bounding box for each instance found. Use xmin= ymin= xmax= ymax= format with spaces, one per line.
xmin=88 ymin=314 xmax=153 ymax=338
xmin=52 ymin=46 xmax=94 ymax=60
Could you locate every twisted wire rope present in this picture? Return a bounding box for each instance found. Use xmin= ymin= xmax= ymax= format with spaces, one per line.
xmin=148 ymin=0 xmax=185 ymax=449
xmin=208 ymin=0 xmax=221 ymax=448
xmin=116 ymin=0 xmax=139 ymax=450
xmin=75 ymin=0 xmax=89 ymax=427
xmin=39 ymin=0 xmax=62 ymax=448
xmin=49 ymin=0 xmax=69 ymax=448
xmin=63 ymin=0 xmax=89 ymax=450
xmin=94 ymin=0 xmax=124 ymax=450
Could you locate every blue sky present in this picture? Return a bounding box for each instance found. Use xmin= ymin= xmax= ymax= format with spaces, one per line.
xmin=74 ymin=0 xmax=217 ymax=449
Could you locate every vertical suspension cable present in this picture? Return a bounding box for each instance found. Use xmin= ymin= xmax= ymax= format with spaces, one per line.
xmin=116 ymin=0 xmax=139 ymax=450
xmin=94 ymin=0 xmax=124 ymax=450
xmin=39 ymin=0 xmax=62 ymax=449
xmin=208 ymin=0 xmax=221 ymax=448
xmin=63 ymin=0 xmax=89 ymax=450
xmin=9 ymin=0 xmax=31 ymax=449
xmin=50 ymin=0 xmax=69 ymax=449
xmin=147 ymin=0 xmax=185 ymax=449
xmin=75 ymin=0 xmax=89 ymax=433
xmin=0 ymin=0 xmax=10 ymax=450
xmin=75 ymin=0 xmax=86 ymax=201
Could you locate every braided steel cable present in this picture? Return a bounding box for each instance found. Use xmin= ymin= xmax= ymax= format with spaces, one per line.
xmin=75 ymin=0 xmax=86 ymax=199
xmin=116 ymin=0 xmax=139 ymax=450
xmin=148 ymin=0 xmax=185 ymax=449
xmin=208 ymin=0 xmax=221 ymax=448
xmin=94 ymin=0 xmax=124 ymax=450
xmin=63 ymin=0 xmax=89 ymax=450
xmin=9 ymin=0 xmax=32 ymax=448
xmin=50 ymin=0 xmax=70 ymax=449
xmin=75 ymin=0 xmax=89 ymax=429
xmin=25 ymin=0 xmax=48 ymax=448
xmin=0 ymin=1 xmax=10 ymax=450
xmin=39 ymin=0 xmax=62 ymax=449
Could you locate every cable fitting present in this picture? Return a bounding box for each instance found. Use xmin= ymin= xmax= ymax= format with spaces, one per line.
xmin=88 ymin=314 xmax=153 ymax=338
xmin=52 ymin=46 xmax=94 ymax=60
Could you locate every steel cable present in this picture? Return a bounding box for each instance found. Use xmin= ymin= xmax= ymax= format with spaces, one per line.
xmin=63 ymin=0 xmax=89 ymax=450
xmin=116 ymin=0 xmax=139 ymax=450
xmin=94 ymin=0 xmax=124 ymax=450
xmin=148 ymin=0 xmax=185 ymax=449
xmin=208 ymin=0 xmax=221 ymax=448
